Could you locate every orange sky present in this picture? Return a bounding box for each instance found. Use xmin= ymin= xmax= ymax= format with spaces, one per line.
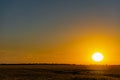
xmin=1 ymin=0 xmax=120 ymax=65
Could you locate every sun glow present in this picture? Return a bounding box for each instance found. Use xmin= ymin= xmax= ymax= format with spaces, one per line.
xmin=92 ymin=52 xmax=104 ymax=62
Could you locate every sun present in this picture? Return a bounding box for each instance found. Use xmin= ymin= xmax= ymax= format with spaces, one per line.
xmin=92 ymin=52 xmax=104 ymax=62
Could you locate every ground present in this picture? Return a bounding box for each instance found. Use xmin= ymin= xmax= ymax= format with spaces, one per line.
xmin=0 ymin=64 xmax=119 ymax=80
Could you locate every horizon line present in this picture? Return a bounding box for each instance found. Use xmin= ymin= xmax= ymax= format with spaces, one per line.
xmin=0 ymin=63 xmax=119 ymax=66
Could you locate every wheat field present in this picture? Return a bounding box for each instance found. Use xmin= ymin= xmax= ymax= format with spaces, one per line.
xmin=0 ymin=64 xmax=119 ymax=80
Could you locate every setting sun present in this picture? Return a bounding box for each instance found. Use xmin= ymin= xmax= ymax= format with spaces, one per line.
xmin=92 ymin=52 xmax=104 ymax=62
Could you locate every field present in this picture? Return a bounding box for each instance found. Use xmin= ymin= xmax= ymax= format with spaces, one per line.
xmin=0 ymin=64 xmax=120 ymax=80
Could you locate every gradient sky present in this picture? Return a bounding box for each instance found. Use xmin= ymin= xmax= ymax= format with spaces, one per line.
xmin=0 ymin=0 xmax=120 ymax=64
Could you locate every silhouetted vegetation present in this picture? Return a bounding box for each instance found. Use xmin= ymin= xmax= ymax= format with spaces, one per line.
xmin=0 ymin=64 xmax=119 ymax=80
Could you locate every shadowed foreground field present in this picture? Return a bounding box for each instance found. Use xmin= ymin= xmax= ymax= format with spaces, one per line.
xmin=0 ymin=64 xmax=120 ymax=80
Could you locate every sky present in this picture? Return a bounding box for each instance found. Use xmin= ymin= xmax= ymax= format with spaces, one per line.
xmin=0 ymin=0 xmax=120 ymax=64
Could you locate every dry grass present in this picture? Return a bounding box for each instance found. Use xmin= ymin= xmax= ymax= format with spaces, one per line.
xmin=0 ymin=64 xmax=119 ymax=80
